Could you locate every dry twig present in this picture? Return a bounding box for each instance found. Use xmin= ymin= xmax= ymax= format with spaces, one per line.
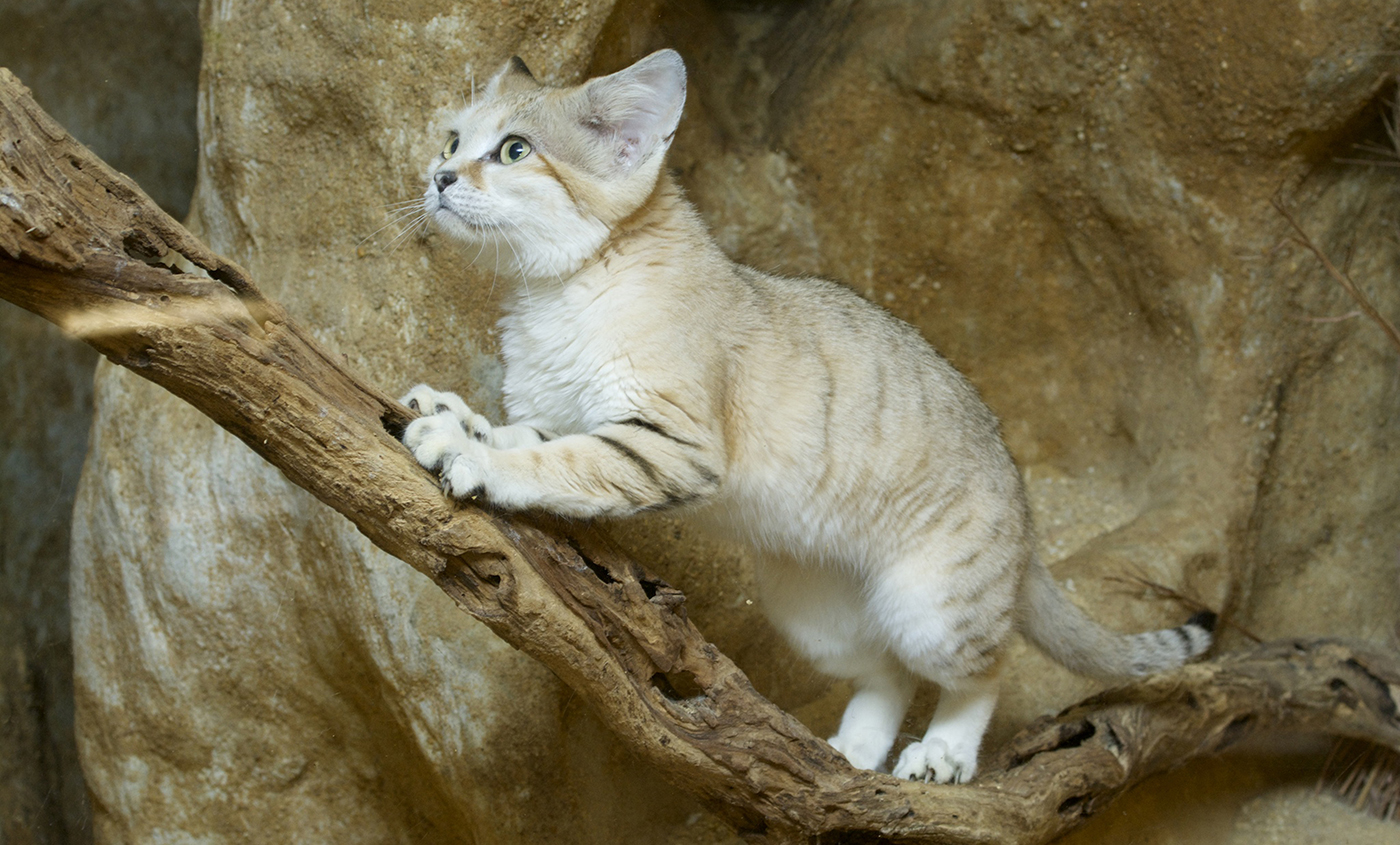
xmin=1273 ymin=193 xmax=1400 ymax=357
xmin=1104 ymin=573 xmax=1262 ymax=643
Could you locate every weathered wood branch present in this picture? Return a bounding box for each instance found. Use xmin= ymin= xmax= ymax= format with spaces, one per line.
xmin=2 ymin=68 xmax=1397 ymax=844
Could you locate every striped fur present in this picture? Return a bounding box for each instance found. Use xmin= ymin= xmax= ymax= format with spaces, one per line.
xmin=401 ymin=50 xmax=1214 ymax=784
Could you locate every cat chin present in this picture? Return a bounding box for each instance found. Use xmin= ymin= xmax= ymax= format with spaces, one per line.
xmin=430 ymin=206 xmax=492 ymax=241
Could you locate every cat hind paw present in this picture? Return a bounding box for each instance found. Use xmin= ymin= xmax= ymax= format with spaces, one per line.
xmin=891 ymin=738 xmax=976 ymax=784
xmin=827 ymin=732 xmax=893 ymax=773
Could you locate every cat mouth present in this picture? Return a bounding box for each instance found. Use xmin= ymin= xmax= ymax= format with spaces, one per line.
xmin=431 ymin=202 xmax=489 ymax=233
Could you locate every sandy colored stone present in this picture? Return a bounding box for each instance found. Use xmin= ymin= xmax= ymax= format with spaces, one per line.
xmin=37 ymin=0 xmax=1400 ymax=842
xmin=0 ymin=1 xmax=201 ymax=842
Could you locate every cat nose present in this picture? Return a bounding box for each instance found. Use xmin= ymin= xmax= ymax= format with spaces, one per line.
xmin=434 ymin=170 xmax=458 ymax=192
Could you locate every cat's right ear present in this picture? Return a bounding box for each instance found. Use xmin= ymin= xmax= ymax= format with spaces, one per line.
xmin=485 ymin=55 xmax=542 ymax=98
xmin=580 ymin=49 xmax=687 ymax=175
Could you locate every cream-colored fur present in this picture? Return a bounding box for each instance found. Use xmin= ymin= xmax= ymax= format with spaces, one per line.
xmin=402 ymin=50 xmax=1213 ymax=783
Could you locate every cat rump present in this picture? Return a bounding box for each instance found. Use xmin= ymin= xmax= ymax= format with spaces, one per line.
xmin=399 ymin=48 xmax=1215 ymax=784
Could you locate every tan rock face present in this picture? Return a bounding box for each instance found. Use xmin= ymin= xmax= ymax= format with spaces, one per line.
xmin=0 ymin=1 xmax=200 ymax=841
xmin=65 ymin=0 xmax=1399 ymax=843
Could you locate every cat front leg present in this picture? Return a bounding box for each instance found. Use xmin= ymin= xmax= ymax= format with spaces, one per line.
xmin=435 ymin=421 xmax=723 ymax=518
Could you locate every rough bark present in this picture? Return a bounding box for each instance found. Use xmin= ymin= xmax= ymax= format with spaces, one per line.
xmin=1 ymin=68 xmax=1397 ymax=844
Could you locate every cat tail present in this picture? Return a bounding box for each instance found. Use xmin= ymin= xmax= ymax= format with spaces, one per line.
xmin=1019 ymin=557 xmax=1216 ymax=679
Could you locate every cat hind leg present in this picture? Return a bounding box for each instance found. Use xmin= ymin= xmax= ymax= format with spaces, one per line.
xmin=865 ymin=554 xmax=1015 ymax=783
xmin=890 ymin=670 xmax=998 ymax=783
xmin=755 ymin=555 xmax=913 ymax=771
xmin=825 ymin=657 xmax=916 ymax=771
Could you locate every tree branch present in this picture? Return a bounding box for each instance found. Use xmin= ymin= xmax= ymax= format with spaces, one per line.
xmin=3 ymin=67 xmax=1397 ymax=844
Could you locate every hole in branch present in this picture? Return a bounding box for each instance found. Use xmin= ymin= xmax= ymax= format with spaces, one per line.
xmin=651 ymin=670 xmax=704 ymax=701
xmin=1057 ymin=720 xmax=1096 ymax=749
xmin=582 ymin=556 xmax=616 ymax=584
xmin=566 ymin=537 xmax=617 ymax=585
xmin=1217 ymin=714 xmax=1255 ymax=750
xmin=1005 ymin=718 xmax=1099 ymax=769
xmin=381 ymin=408 xmax=407 ymax=440
xmin=1328 ymin=677 xmax=1362 ymax=710
xmin=1058 ymin=794 xmax=1092 ymax=818
xmin=584 ymin=558 xmax=616 ymax=584
xmin=121 ymin=229 xmax=163 ymax=262
xmin=122 ymin=230 xmax=215 ymax=280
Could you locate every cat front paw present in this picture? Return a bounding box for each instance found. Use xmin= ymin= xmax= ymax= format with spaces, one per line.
xmin=891 ymin=738 xmax=977 ymax=784
xmin=403 ymin=409 xmax=476 ymax=472
xmin=400 ymin=383 xmax=493 ymax=444
xmin=440 ymin=447 xmax=490 ymax=500
xmin=402 ymin=411 xmax=493 ymax=500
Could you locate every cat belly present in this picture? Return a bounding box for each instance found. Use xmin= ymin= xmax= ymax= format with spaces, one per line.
xmin=712 ymin=465 xmax=1022 ymax=684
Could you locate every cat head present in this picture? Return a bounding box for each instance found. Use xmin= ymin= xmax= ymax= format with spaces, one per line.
xmin=423 ymin=49 xmax=687 ymax=281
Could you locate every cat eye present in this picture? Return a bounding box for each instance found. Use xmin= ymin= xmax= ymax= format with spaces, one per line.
xmin=498 ymin=136 xmax=532 ymax=164
xmin=441 ymin=133 xmax=459 ymax=160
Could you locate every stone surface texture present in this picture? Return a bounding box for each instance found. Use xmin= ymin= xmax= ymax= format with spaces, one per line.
xmin=7 ymin=0 xmax=1400 ymax=842
xmin=0 ymin=1 xmax=200 ymax=842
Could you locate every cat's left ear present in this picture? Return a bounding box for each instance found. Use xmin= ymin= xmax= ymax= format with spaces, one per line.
xmin=581 ymin=49 xmax=687 ymax=174
xmin=486 ymin=55 xmax=542 ymax=98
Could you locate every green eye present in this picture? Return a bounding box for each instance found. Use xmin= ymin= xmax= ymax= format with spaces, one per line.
xmin=499 ymin=136 xmax=532 ymax=164
xmin=441 ymin=133 xmax=459 ymax=160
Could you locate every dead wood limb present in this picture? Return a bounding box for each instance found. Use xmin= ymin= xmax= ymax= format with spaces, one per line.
xmin=3 ymin=67 xmax=1398 ymax=844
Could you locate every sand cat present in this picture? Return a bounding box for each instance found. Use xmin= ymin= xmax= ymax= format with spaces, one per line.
xmin=400 ymin=49 xmax=1214 ymax=783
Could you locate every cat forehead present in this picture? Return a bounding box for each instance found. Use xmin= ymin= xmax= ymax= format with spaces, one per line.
xmin=441 ymin=89 xmax=590 ymax=154
xmin=443 ymin=100 xmax=527 ymax=146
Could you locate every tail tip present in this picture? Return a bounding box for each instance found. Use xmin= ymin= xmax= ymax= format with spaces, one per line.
xmin=1187 ymin=609 xmax=1218 ymax=634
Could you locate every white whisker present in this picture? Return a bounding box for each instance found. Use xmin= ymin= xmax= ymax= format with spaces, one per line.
xmin=359 ymin=203 xmax=430 ymax=247
xmin=386 ymin=214 xmax=429 ymax=253
xmin=494 ymin=221 xmax=531 ymax=304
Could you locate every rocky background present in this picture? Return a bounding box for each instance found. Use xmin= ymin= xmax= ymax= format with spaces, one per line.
xmin=3 ymin=0 xmax=1400 ymax=843
xmin=0 ymin=1 xmax=200 ymax=842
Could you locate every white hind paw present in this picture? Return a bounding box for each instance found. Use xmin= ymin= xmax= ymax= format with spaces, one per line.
xmin=827 ymin=731 xmax=894 ymax=772
xmin=892 ymin=738 xmax=977 ymax=784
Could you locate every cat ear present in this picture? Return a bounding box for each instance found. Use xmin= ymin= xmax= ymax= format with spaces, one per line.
xmin=486 ymin=55 xmax=542 ymax=97
xmin=580 ymin=49 xmax=687 ymax=174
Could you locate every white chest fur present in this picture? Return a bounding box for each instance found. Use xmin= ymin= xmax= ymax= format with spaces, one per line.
xmin=497 ymin=277 xmax=640 ymax=434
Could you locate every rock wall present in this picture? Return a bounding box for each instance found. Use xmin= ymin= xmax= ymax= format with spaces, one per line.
xmin=0 ymin=2 xmax=200 ymax=842
xmin=45 ymin=0 xmax=1400 ymax=843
